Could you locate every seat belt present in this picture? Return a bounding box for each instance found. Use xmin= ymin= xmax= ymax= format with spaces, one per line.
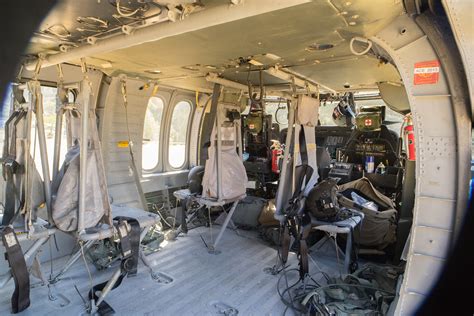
xmin=114 ymin=216 xmax=140 ymax=277
xmin=2 ymin=110 xmax=19 ymax=225
xmin=1 ymin=226 xmax=30 ymax=313
xmin=181 ymin=197 xmax=189 ymax=234
xmin=89 ymin=217 xmax=140 ymax=315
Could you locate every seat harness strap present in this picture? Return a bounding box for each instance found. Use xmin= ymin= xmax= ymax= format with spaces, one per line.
xmin=2 ymin=110 xmax=27 ymax=226
xmin=1 ymin=226 xmax=30 ymax=313
xmin=280 ymin=127 xmax=314 ymax=279
xmin=89 ymin=217 xmax=140 ymax=315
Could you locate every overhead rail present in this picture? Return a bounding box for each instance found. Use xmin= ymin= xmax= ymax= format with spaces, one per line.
xmin=25 ymin=0 xmax=311 ymax=71
xmin=265 ymin=66 xmax=337 ymax=94
xmin=206 ymin=69 xmax=338 ymax=98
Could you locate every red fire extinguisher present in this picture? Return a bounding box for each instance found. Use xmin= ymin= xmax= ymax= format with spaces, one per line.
xmin=271 ymin=141 xmax=282 ymax=173
xmin=403 ymin=114 xmax=416 ymax=161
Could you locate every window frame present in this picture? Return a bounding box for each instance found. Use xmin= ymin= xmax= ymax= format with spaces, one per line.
xmin=141 ymin=95 xmax=166 ymax=173
xmin=165 ymin=97 xmax=194 ymax=171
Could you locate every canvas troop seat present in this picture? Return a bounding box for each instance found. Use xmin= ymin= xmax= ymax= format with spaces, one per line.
xmin=47 ymin=72 xmax=164 ymax=314
xmin=310 ymin=211 xmax=364 ymax=274
xmin=174 ymin=84 xmax=247 ymax=253
xmin=0 ymin=65 xmax=161 ymax=314
xmin=0 ymin=75 xmax=61 ymax=313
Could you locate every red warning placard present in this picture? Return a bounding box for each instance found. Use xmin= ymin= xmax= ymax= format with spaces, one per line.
xmin=414 ymin=60 xmax=440 ymax=85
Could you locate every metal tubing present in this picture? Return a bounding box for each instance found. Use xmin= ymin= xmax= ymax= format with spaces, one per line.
xmin=30 ymin=82 xmax=53 ymax=223
xmin=139 ymin=226 xmax=150 ymax=242
xmin=236 ymin=120 xmax=243 ymax=160
xmin=78 ymin=227 xmax=114 ymax=241
xmin=17 ymin=228 xmax=56 ymax=242
xmin=266 ymin=67 xmax=336 ymax=94
xmin=206 ymin=73 xmax=294 ymax=98
xmin=23 ymin=89 xmax=34 ymax=222
xmin=78 ymin=80 xmax=91 ymax=233
xmin=95 ymin=268 xmax=122 ymax=307
xmin=52 ymin=107 xmax=64 ymax=181
xmin=344 ymin=230 xmax=352 ymax=274
xmin=25 ymin=0 xmax=311 ymax=70
xmin=206 ymin=73 xmax=247 ymax=91
xmin=211 ymin=200 xmax=239 ymax=250
xmin=50 ymin=240 xmax=95 ymax=283
xmin=216 ymin=99 xmax=222 ymax=200
xmin=274 ymin=100 xmax=296 ymax=220
xmin=0 ymin=236 xmax=50 ymax=288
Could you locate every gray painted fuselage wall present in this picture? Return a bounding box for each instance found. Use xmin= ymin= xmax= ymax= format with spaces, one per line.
xmin=372 ymin=14 xmax=471 ymax=315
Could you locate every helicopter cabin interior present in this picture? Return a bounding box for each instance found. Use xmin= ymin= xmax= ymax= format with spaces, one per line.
xmin=0 ymin=0 xmax=471 ymax=315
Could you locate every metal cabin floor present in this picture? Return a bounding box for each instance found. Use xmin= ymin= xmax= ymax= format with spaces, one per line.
xmin=0 ymin=226 xmax=342 ymax=316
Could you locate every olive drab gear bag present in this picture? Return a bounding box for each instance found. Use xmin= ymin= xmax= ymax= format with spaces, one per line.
xmin=338 ymin=177 xmax=397 ymax=249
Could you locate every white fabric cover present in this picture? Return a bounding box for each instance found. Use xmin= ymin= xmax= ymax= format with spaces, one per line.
xmin=296 ymin=95 xmax=319 ymax=126
xmin=202 ymin=124 xmax=247 ymax=200
xmin=51 ymin=82 xmax=112 ymax=232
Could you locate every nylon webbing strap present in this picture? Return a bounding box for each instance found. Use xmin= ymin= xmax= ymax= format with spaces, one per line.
xmin=201 ymin=83 xmax=221 ymax=161
xmin=2 ymin=111 xmax=18 ymax=164
xmin=298 ymin=214 xmax=312 ymax=279
xmin=2 ymin=110 xmax=27 ymax=226
xmin=115 ymin=216 xmax=140 ymax=277
xmin=120 ymin=79 xmax=149 ymax=212
xmin=90 ymin=274 xmax=126 ymax=315
xmin=281 ymin=219 xmax=296 ymax=265
xmin=89 ymin=217 xmax=141 ymax=315
xmin=181 ymin=198 xmax=189 ymax=234
xmin=2 ymin=227 xmax=30 ymax=313
xmin=280 ymin=125 xmax=313 ymax=278
xmin=298 ymin=126 xmax=308 ymax=166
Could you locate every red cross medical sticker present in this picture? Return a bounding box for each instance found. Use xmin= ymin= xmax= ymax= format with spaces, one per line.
xmin=414 ymin=60 xmax=440 ymax=85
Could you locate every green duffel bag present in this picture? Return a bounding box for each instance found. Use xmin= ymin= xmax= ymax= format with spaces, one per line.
xmin=258 ymin=199 xmax=280 ymax=227
xmin=338 ymin=178 xmax=397 ymax=249
xmin=231 ymin=196 xmax=267 ymax=229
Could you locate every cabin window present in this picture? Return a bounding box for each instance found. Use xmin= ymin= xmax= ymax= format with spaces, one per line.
xmin=242 ymin=97 xmax=289 ymax=129
xmin=0 ymin=85 xmax=69 ymax=180
xmin=169 ymin=100 xmax=192 ymax=169
xmin=265 ymin=98 xmax=288 ymax=129
xmin=40 ymin=86 xmax=64 ymax=177
xmin=22 ymin=86 xmax=67 ymax=179
xmin=142 ymin=96 xmax=164 ymax=171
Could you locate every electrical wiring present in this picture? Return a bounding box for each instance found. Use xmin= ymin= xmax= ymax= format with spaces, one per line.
xmin=277 ymin=266 xmax=327 ymax=314
xmin=275 ymin=215 xmax=397 ymax=315
xmin=151 ymin=203 xmax=175 ymax=229
xmin=116 ymin=0 xmax=141 ymax=17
